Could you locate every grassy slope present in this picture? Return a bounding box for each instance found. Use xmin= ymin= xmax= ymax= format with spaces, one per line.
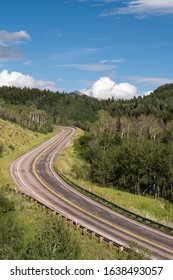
xmin=54 ymin=129 xmax=173 ymax=227
xmin=0 ymin=119 xmax=124 ymax=260
xmin=0 ymin=118 xmax=58 ymax=188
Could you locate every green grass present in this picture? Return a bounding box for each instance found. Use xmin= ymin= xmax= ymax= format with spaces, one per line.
xmin=0 ymin=118 xmax=58 ymax=188
xmin=0 ymin=119 xmax=134 ymax=260
xmin=54 ymin=128 xmax=173 ymax=228
xmin=8 ymin=190 xmax=125 ymax=260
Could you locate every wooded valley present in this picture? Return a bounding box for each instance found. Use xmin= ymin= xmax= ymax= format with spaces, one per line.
xmin=1 ymin=84 xmax=173 ymax=202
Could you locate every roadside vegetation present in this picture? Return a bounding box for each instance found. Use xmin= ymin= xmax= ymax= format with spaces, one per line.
xmin=0 ymin=189 xmax=151 ymax=260
xmin=0 ymin=118 xmax=151 ymax=260
xmin=0 ymin=118 xmax=58 ymax=188
xmin=54 ymin=128 xmax=173 ymax=228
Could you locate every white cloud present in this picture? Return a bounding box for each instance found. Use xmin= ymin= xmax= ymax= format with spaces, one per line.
xmin=143 ymin=90 xmax=152 ymax=97
xmin=0 ymin=30 xmax=31 ymax=62
xmin=57 ymin=78 xmax=64 ymax=82
xmin=81 ymin=76 xmax=137 ymax=100
xmin=0 ymin=30 xmax=31 ymax=42
xmin=22 ymin=60 xmax=32 ymax=65
xmin=0 ymin=44 xmax=23 ymax=61
xmin=91 ymin=0 xmax=120 ymax=7
xmin=126 ymin=75 xmax=173 ymax=85
xmin=50 ymin=47 xmax=100 ymax=61
xmin=100 ymin=0 xmax=173 ymax=17
xmin=53 ymin=63 xmax=115 ymax=71
xmin=99 ymin=58 xmax=124 ymax=63
xmin=0 ymin=69 xmax=57 ymax=91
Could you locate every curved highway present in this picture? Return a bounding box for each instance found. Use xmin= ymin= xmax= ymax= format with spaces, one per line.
xmin=10 ymin=127 xmax=173 ymax=259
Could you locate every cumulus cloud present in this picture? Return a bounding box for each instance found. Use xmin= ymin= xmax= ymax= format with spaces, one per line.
xmin=81 ymin=77 xmax=137 ymax=100
xmin=0 ymin=69 xmax=57 ymax=91
xmin=143 ymin=91 xmax=152 ymax=97
xmin=0 ymin=30 xmax=31 ymax=62
xmin=0 ymin=30 xmax=31 ymax=42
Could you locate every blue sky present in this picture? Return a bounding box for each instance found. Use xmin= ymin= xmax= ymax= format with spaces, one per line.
xmin=0 ymin=0 xmax=173 ymax=99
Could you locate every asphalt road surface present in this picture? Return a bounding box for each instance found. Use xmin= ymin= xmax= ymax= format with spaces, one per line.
xmin=10 ymin=127 xmax=173 ymax=259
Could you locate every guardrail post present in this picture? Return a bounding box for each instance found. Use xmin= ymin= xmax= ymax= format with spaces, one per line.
xmin=82 ymin=228 xmax=87 ymax=235
xmin=99 ymin=236 xmax=104 ymax=243
xmin=76 ymin=224 xmax=80 ymax=231
xmin=90 ymin=232 xmax=95 ymax=239
xmin=69 ymin=220 xmax=73 ymax=227
xmin=108 ymin=241 xmax=113 ymax=248
xmin=118 ymin=246 xmax=124 ymax=252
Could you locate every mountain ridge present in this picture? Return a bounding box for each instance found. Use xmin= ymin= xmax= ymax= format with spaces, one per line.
xmin=68 ymin=90 xmax=87 ymax=97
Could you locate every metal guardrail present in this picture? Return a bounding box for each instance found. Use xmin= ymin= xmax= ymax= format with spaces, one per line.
xmin=59 ymin=173 xmax=173 ymax=234
xmin=10 ymin=188 xmax=127 ymax=252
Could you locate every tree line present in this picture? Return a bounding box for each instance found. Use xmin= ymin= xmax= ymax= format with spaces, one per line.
xmin=0 ymin=86 xmax=100 ymax=131
xmin=1 ymin=83 xmax=173 ymax=132
xmin=75 ymin=110 xmax=173 ymax=202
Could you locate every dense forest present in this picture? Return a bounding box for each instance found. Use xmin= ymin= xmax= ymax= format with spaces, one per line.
xmin=76 ymin=111 xmax=173 ymax=202
xmin=0 ymin=86 xmax=100 ymax=131
xmin=1 ymin=84 xmax=173 ymax=202
xmin=1 ymin=84 xmax=173 ymax=128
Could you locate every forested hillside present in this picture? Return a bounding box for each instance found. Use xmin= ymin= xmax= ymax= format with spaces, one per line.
xmin=74 ymin=85 xmax=173 ymax=203
xmin=0 ymin=86 xmax=100 ymax=131
xmin=1 ymin=83 xmax=173 ymax=131
xmin=76 ymin=111 xmax=173 ymax=202
xmin=1 ymin=84 xmax=173 ymax=203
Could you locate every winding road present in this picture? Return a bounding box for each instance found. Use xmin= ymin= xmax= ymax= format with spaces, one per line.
xmin=10 ymin=127 xmax=173 ymax=259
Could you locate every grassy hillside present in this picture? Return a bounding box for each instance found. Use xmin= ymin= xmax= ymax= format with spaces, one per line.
xmin=54 ymin=129 xmax=173 ymax=228
xmin=1 ymin=118 xmax=146 ymax=260
xmin=0 ymin=118 xmax=57 ymax=188
xmin=0 ymin=118 xmax=47 ymax=155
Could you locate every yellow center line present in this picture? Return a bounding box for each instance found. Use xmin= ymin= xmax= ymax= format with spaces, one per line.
xmin=32 ymin=130 xmax=173 ymax=255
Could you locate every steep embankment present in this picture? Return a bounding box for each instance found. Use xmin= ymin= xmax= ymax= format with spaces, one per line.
xmin=0 ymin=118 xmax=58 ymax=188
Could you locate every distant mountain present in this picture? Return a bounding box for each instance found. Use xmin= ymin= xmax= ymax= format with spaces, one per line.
xmin=68 ymin=90 xmax=86 ymax=97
